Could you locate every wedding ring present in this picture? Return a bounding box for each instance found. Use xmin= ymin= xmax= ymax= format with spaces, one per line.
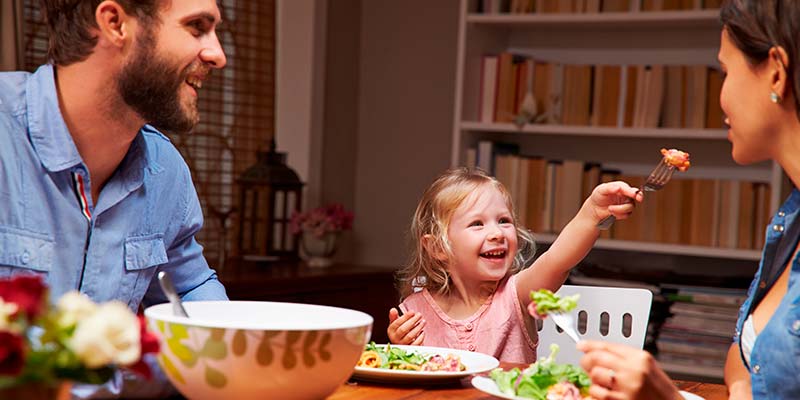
xmin=608 ymin=369 xmax=616 ymax=384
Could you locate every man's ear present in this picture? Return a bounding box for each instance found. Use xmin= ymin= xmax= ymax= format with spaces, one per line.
xmin=421 ymin=234 xmax=448 ymax=262
xmin=768 ymin=45 xmax=790 ymax=99
xmin=95 ymin=1 xmax=133 ymax=49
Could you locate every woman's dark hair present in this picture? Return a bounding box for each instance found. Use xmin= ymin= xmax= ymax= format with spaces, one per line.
xmin=720 ymin=0 xmax=800 ymax=119
xmin=38 ymin=0 xmax=161 ymax=66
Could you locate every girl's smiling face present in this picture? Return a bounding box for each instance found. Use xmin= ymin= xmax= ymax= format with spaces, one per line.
xmin=445 ymin=184 xmax=518 ymax=285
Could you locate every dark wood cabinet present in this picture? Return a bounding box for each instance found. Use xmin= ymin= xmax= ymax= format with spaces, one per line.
xmin=219 ymin=260 xmax=397 ymax=343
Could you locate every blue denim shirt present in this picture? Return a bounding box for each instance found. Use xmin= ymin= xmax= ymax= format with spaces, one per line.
xmin=734 ymin=189 xmax=800 ymax=399
xmin=0 ymin=65 xmax=228 ymax=397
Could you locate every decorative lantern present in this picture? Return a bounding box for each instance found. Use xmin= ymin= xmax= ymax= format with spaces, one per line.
xmin=236 ymin=140 xmax=303 ymax=261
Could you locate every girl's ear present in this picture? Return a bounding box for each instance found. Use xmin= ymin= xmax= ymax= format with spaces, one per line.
xmin=768 ymin=45 xmax=790 ymax=99
xmin=421 ymin=234 xmax=448 ymax=262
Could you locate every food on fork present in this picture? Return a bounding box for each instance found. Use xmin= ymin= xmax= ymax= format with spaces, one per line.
xmin=357 ymin=342 xmax=466 ymax=372
xmin=489 ymin=344 xmax=594 ymax=399
xmin=527 ymin=289 xmax=579 ymax=319
xmin=660 ymin=148 xmax=691 ymax=171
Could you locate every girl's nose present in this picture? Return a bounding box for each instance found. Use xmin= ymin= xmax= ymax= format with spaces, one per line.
xmin=486 ymin=225 xmax=504 ymax=241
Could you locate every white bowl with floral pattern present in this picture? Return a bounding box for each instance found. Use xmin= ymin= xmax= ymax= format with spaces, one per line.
xmin=144 ymin=301 xmax=373 ymax=400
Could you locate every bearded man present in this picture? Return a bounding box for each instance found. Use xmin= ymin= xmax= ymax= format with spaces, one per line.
xmin=0 ymin=0 xmax=229 ymax=397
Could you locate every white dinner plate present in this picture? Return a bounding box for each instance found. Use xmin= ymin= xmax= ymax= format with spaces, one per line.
xmin=471 ymin=376 xmax=705 ymax=399
xmin=351 ymin=344 xmax=499 ymax=383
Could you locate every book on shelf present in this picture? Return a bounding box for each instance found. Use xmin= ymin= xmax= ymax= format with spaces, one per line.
xmin=601 ymin=0 xmax=631 ymax=12
xmin=478 ymin=55 xmax=498 ymax=123
xmin=662 ymin=314 xmax=737 ymax=336
xmin=683 ymin=65 xmax=708 ymax=129
xmin=662 ymin=284 xmax=747 ymax=307
xmin=590 ymin=65 xmax=623 ymax=127
xmin=495 ymin=52 xmax=517 ymax=123
xmin=668 ymin=302 xmax=740 ymax=322
xmin=661 ymin=65 xmax=684 ymax=128
xmin=737 ymin=181 xmax=755 ymax=249
xmin=552 ymin=159 xmax=585 ymax=232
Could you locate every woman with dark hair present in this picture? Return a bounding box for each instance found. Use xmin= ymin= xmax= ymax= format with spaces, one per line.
xmin=578 ymin=0 xmax=800 ymax=399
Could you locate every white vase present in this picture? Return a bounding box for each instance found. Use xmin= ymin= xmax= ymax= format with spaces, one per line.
xmin=301 ymin=232 xmax=337 ymax=268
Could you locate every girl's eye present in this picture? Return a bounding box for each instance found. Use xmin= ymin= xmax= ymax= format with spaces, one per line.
xmin=499 ymin=217 xmax=512 ymax=224
xmin=469 ymin=221 xmax=483 ymax=227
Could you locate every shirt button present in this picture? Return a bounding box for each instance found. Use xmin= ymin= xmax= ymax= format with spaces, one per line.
xmin=773 ymin=224 xmax=785 ymax=232
xmin=759 ymin=281 xmax=767 ymax=289
xmin=468 ymin=344 xmax=476 ymax=351
xmin=778 ymin=211 xmax=786 ymax=217
xmin=20 ymin=251 xmax=30 ymax=265
xmin=793 ymin=320 xmax=800 ymax=332
xmin=753 ymin=365 xmax=761 ymax=374
xmin=465 ymin=323 xmax=473 ymax=331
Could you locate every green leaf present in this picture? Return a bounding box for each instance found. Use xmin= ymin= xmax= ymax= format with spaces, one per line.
xmin=205 ymin=365 xmax=227 ymax=388
xmin=232 ymin=330 xmax=247 ymax=356
xmin=169 ymin=323 xmax=190 ymax=339
xmin=318 ymin=332 xmax=332 ymax=361
xmin=167 ymin=337 xmax=198 ymax=367
xmin=209 ymin=328 xmax=226 ymax=341
xmin=256 ymin=333 xmax=273 ymax=366
xmin=199 ymin=338 xmax=227 ymax=360
xmin=159 ymin=354 xmax=185 ymax=385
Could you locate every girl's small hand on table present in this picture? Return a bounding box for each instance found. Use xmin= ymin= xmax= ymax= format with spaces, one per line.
xmin=387 ymin=307 xmax=425 ymax=345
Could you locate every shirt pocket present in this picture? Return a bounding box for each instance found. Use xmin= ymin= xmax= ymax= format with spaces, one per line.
xmin=122 ymin=234 xmax=168 ymax=308
xmin=0 ymin=227 xmax=53 ymax=279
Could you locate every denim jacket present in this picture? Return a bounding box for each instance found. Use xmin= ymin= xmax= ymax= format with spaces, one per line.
xmin=734 ymin=189 xmax=800 ymax=399
xmin=0 ymin=65 xmax=228 ymax=397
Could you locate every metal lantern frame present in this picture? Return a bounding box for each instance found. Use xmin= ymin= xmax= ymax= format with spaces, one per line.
xmin=236 ymin=146 xmax=303 ymax=260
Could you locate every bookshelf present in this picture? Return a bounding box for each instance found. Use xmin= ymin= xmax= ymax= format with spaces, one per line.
xmin=451 ymin=0 xmax=780 ymax=381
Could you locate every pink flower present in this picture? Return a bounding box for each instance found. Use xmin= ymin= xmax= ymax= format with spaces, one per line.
xmin=0 ymin=275 xmax=47 ymax=321
xmin=0 ymin=331 xmax=25 ymax=376
xmin=289 ymin=203 xmax=354 ymax=238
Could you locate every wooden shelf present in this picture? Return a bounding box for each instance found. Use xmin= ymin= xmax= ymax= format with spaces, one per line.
xmin=535 ymin=233 xmax=762 ymax=261
xmin=460 ymin=121 xmax=729 ymax=140
xmin=466 ymin=10 xmax=720 ymax=30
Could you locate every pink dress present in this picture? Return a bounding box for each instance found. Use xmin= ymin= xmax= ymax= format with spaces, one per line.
xmin=399 ymin=274 xmax=538 ymax=363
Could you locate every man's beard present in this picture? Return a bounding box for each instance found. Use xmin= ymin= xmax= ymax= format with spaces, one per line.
xmin=117 ymin=31 xmax=199 ymax=134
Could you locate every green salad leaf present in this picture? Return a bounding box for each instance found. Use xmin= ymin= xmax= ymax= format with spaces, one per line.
xmin=364 ymin=341 xmax=426 ymax=369
xmin=530 ymin=289 xmax=579 ymax=317
xmin=488 ymin=344 xmax=591 ymax=399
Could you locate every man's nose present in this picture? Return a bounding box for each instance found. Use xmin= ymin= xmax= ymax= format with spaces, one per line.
xmin=200 ymin=31 xmax=227 ymax=69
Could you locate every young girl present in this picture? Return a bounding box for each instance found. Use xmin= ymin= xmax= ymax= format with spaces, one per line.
xmin=387 ymin=167 xmax=642 ymax=363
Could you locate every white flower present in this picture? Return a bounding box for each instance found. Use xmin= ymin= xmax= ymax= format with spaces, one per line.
xmin=56 ymin=291 xmax=98 ymax=329
xmin=0 ymin=298 xmax=18 ymax=330
xmin=69 ymin=301 xmax=141 ymax=368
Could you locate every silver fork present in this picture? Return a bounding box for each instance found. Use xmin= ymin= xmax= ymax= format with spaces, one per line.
xmin=550 ymin=311 xmax=580 ymax=343
xmin=597 ymin=157 xmax=676 ymax=230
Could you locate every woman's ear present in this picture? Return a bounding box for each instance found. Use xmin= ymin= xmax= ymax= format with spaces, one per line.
xmin=768 ymin=45 xmax=790 ymax=99
xmin=95 ymin=0 xmax=133 ymax=50
xmin=421 ymin=234 xmax=448 ymax=262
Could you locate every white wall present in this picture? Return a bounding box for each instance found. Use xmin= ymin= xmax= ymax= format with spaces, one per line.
xmin=276 ymin=0 xmax=327 ymax=209
xmin=350 ymin=1 xmax=460 ymax=266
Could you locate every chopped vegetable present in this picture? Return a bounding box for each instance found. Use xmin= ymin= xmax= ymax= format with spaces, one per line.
xmin=357 ymin=342 xmax=465 ymax=372
xmin=489 ymin=344 xmax=593 ymax=399
xmin=660 ymin=148 xmax=691 ymax=172
xmin=528 ymin=289 xmax=579 ymax=319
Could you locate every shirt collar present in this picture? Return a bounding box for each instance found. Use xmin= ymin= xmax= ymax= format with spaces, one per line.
xmin=25 ymin=64 xmax=156 ymax=187
xmin=26 ymin=64 xmax=82 ymax=172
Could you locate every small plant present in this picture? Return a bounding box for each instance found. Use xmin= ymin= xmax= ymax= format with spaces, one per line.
xmin=289 ymin=203 xmax=354 ymax=239
xmin=0 ymin=275 xmax=159 ymax=390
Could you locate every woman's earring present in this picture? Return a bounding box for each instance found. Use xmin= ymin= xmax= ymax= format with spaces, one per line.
xmin=770 ymin=91 xmax=782 ymax=103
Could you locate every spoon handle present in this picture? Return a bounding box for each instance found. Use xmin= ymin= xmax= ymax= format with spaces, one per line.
xmin=158 ymin=271 xmax=190 ymax=318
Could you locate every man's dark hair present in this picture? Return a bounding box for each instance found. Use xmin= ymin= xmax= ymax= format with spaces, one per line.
xmin=38 ymin=0 xmax=161 ymax=66
xmin=721 ymin=0 xmax=800 ymax=120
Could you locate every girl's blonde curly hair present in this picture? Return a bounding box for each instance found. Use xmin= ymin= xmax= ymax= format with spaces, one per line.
xmin=396 ymin=167 xmax=536 ymax=299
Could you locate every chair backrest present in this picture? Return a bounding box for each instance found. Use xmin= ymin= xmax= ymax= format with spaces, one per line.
xmin=536 ymin=284 xmax=653 ymax=366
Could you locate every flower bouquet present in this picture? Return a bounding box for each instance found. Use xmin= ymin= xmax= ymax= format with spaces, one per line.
xmin=0 ymin=275 xmax=159 ymax=398
xmin=289 ymin=203 xmax=354 ymax=239
xmin=289 ymin=203 xmax=354 ymax=267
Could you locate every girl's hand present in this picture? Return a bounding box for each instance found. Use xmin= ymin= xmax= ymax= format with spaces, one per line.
xmin=387 ymin=307 xmax=425 ymax=345
xmin=587 ymin=181 xmax=644 ymax=223
xmin=578 ymin=340 xmax=681 ymax=400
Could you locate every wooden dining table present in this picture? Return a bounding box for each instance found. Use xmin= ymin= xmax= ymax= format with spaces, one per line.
xmin=327 ymin=362 xmax=727 ymax=399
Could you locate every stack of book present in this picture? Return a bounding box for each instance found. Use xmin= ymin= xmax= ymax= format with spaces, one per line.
xmin=656 ymin=285 xmax=747 ymax=377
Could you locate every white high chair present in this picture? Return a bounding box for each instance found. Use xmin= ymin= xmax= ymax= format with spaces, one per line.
xmin=535 ymin=284 xmax=654 ymax=366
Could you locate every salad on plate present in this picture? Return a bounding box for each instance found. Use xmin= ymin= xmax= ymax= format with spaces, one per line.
xmin=357 ymin=341 xmax=466 ymax=372
xmin=527 ymin=288 xmax=579 ymax=319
